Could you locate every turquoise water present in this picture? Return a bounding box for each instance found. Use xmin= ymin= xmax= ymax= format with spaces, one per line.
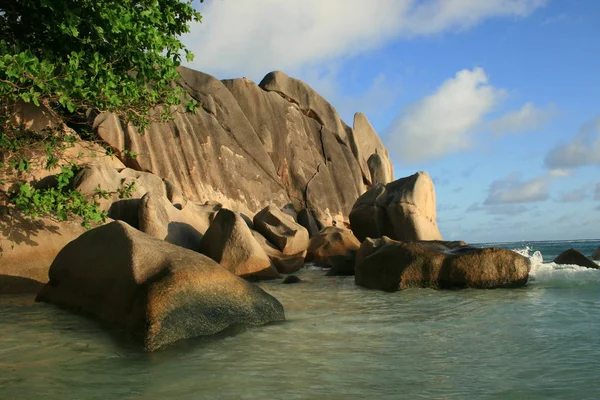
xmin=1 ymin=240 xmax=599 ymax=399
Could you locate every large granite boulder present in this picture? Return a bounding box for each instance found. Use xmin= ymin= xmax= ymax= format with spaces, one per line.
xmin=94 ymin=67 xmax=391 ymax=224
xmin=0 ymin=211 xmax=88 ymax=294
xmin=253 ymin=205 xmax=309 ymax=256
xmin=553 ymin=249 xmax=598 ymax=269
xmin=199 ymin=209 xmax=280 ymax=280
xmin=138 ymin=192 xmax=221 ymax=251
xmin=306 ymin=227 xmax=360 ymax=275
xmin=355 ymin=237 xmax=530 ymax=292
xmin=36 ymin=221 xmax=285 ymax=351
xmin=593 ymin=247 xmax=600 ymax=261
xmin=251 ymin=229 xmax=306 ymax=274
xmin=350 ymin=171 xmax=443 ymax=242
xmin=223 ymin=76 xmax=364 ymax=222
xmin=72 ymin=165 xmax=169 ymax=228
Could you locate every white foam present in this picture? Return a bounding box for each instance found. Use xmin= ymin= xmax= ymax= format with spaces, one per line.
xmin=511 ymin=246 xmax=600 ymax=286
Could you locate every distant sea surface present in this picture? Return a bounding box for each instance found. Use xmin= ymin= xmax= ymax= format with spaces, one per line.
xmin=1 ymin=240 xmax=599 ymax=399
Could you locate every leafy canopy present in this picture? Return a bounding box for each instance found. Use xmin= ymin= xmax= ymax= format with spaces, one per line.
xmin=0 ymin=0 xmax=202 ymax=226
xmin=0 ymin=0 xmax=201 ymax=126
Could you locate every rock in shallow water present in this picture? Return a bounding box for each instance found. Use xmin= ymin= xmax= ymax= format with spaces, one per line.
xmin=553 ymin=249 xmax=599 ymax=269
xmin=355 ymin=237 xmax=530 ymax=292
xmin=593 ymin=247 xmax=600 ymax=261
xmin=36 ymin=221 xmax=285 ymax=351
xmin=306 ymin=227 xmax=360 ymax=275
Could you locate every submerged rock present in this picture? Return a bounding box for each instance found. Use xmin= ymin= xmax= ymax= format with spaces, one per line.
xmin=36 ymin=221 xmax=285 ymax=351
xmin=349 ymin=172 xmax=442 ymax=242
xmin=553 ymin=249 xmax=598 ymax=269
xmin=355 ymin=237 xmax=530 ymax=292
xmin=199 ymin=209 xmax=281 ymax=280
xmin=306 ymin=227 xmax=360 ymax=275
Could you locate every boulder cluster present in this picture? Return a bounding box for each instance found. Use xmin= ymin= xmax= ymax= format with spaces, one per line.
xmin=1 ymin=67 xmax=537 ymax=351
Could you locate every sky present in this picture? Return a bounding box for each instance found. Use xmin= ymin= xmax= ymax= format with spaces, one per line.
xmin=182 ymin=0 xmax=600 ymax=243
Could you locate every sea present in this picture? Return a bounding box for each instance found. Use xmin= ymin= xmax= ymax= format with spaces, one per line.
xmin=1 ymin=240 xmax=599 ymax=400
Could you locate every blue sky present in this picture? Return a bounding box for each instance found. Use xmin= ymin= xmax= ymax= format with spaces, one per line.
xmin=183 ymin=0 xmax=600 ymax=242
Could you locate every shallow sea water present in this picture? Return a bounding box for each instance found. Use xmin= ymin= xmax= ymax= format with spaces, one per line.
xmin=1 ymin=240 xmax=599 ymax=399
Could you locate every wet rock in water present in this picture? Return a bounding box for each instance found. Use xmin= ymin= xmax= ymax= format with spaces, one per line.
xmin=199 ymin=209 xmax=281 ymax=280
xmin=553 ymin=249 xmax=599 ymax=269
xmin=307 ymin=227 xmax=360 ymax=275
xmin=138 ymin=192 xmax=221 ymax=251
xmin=36 ymin=221 xmax=285 ymax=351
xmin=355 ymin=237 xmax=530 ymax=292
xmin=253 ymin=205 xmax=309 ymax=255
xmin=282 ymin=275 xmax=302 ymax=284
xmin=349 ymin=172 xmax=442 ymax=242
xmin=251 ymin=229 xmax=306 ymax=274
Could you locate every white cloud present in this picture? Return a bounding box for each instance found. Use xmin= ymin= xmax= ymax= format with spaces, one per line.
xmin=388 ymin=67 xmax=504 ymax=164
xmin=545 ymin=117 xmax=600 ymax=169
xmin=185 ymin=0 xmax=547 ymax=78
xmin=484 ymin=173 xmax=550 ymax=204
xmin=548 ymin=168 xmax=572 ymax=178
xmin=488 ymin=102 xmax=557 ymax=135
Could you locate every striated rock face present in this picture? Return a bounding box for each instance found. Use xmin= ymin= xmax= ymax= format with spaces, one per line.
xmin=36 ymin=221 xmax=285 ymax=351
xmin=223 ymin=77 xmax=364 ymax=222
xmin=138 ymin=192 xmax=220 ymax=251
xmin=253 ymin=205 xmax=309 ymax=256
xmin=199 ymin=209 xmax=281 ymax=280
xmin=94 ymin=67 xmax=392 ymax=224
xmin=355 ymin=237 xmax=530 ymax=292
xmin=553 ymin=249 xmax=598 ymax=269
xmin=350 ymin=171 xmax=442 ymax=242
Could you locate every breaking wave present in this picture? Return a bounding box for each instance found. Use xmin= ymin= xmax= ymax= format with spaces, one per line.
xmin=513 ymin=246 xmax=600 ymax=286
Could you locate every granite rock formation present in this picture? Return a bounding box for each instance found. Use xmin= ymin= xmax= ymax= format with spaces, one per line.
xmin=350 ymin=171 xmax=442 ymax=242
xmin=355 ymin=237 xmax=530 ymax=291
xmin=36 ymin=221 xmax=285 ymax=351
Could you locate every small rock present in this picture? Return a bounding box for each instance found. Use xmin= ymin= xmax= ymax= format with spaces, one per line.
xmin=553 ymin=249 xmax=599 ymax=269
xmin=282 ymin=275 xmax=302 ymax=284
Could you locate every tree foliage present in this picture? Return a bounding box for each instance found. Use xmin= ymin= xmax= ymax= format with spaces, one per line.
xmin=0 ymin=0 xmax=202 ymax=226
